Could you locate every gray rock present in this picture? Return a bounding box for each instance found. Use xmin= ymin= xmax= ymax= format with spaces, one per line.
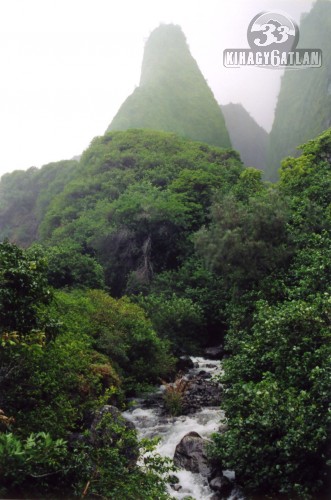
xmin=176 ymin=355 xmax=194 ymax=372
xmin=209 ymin=475 xmax=233 ymax=497
xmin=90 ymin=405 xmax=138 ymax=465
xmin=228 ymin=486 xmax=246 ymax=499
xmin=170 ymin=483 xmax=182 ymax=491
xmin=181 ymin=375 xmax=222 ymax=413
xmin=174 ymin=431 xmax=212 ymax=477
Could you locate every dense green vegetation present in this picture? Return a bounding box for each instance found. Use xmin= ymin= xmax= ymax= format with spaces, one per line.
xmin=107 ymin=24 xmax=231 ymax=149
xmin=0 ymin=126 xmax=330 ymax=498
xmin=267 ymin=0 xmax=331 ymax=181
xmin=207 ymin=129 xmax=331 ymax=498
xmin=0 ymin=239 xmax=175 ymax=498
xmin=38 ymin=129 xmax=242 ymax=303
xmin=0 ymin=160 xmax=79 ymax=246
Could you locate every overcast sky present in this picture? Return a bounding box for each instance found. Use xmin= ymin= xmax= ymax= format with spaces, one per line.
xmin=0 ymin=0 xmax=315 ymax=177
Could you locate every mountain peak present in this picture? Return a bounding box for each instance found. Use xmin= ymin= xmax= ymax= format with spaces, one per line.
xmin=107 ymin=24 xmax=231 ymax=148
xmin=139 ymin=24 xmax=188 ymax=87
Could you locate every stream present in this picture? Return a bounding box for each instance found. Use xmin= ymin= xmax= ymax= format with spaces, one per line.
xmin=123 ymin=357 xmax=242 ymax=499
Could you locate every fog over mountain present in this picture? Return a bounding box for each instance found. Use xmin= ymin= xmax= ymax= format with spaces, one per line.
xmin=0 ymin=0 xmax=314 ymax=176
xmin=107 ymin=24 xmax=230 ymax=148
xmin=267 ymin=0 xmax=331 ymax=180
xmin=221 ymin=103 xmax=269 ymax=171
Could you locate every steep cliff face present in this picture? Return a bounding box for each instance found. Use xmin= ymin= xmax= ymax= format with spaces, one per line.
xmin=107 ymin=24 xmax=231 ymax=148
xmin=221 ymin=103 xmax=269 ymax=171
xmin=267 ymin=0 xmax=331 ymax=181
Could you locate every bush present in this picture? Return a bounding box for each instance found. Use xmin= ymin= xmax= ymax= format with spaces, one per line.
xmin=45 ymin=243 xmax=105 ymax=289
xmin=50 ymin=289 xmax=175 ymax=388
xmin=69 ymin=411 xmax=174 ymax=499
xmin=212 ymin=295 xmax=331 ymax=497
xmin=162 ymin=377 xmax=190 ymax=416
xmin=138 ymin=293 xmax=204 ymax=352
xmin=0 ymin=421 xmax=174 ymax=499
xmin=0 ymin=432 xmax=68 ymax=497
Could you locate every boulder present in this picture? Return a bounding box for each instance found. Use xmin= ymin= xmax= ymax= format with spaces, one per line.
xmin=170 ymin=483 xmax=182 ymax=491
xmin=90 ymin=405 xmax=136 ymax=442
xmin=209 ymin=475 xmax=233 ymax=497
xmin=176 ymin=355 xmax=194 ymax=373
xmin=168 ymin=475 xmax=180 ymax=484
xmin=181 ymin=375 xmax=222 ymax=413
xmin=230 ymin=487 xmax=246 ymax=499
xmin=90 ymin=405 xmax=138 ymax=464
xmin=174 ymin=431 xmax=212 ymax=477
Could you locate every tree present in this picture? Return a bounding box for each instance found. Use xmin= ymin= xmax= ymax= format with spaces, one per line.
xmin=211 ymin=130 xmax=331 ymax=498
xmin=44 ymin=243 xmax=105 ymax=289
xmin=213 ymin=296 xmax=331 ymax=497
xmin=195 ymin=189 xmax=291 ymax=289
xmin=137 ymin=292 xmax=204 ymax=352
xmin=0 ymin=241 xmax=52 ymax=339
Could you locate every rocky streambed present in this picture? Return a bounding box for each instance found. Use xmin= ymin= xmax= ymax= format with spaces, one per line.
xmin=123 ymin=356 xmax=244 ymax=499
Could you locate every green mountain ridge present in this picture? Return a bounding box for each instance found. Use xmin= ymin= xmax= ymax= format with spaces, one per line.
xmin=0 ymin=129 xmax=242 ymax=293
xmin=0 ymin=127 xmax=330 ymax=499
xmin=107 ymin=24 xmax=231 ymax=148
xmin=267 ymin=0 xmax=331 ymax=181
xmin=0 ymin=160 xmax=79 ymax=246
xmin=0 ymin=11 xmax=330 ymax=500
xmin=221 ymin=103 xmax=269 ymax=172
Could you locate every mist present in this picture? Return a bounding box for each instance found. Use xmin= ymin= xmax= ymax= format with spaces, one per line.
xmin=0 ymin=0 xmax=315 ymax=176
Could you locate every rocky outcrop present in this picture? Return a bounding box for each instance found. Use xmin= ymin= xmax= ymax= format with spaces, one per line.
xmin=90 ymin=405 xmax=138 ymax=465
xmin=173 ymin=432 xmax=243 ymax=498
xmin=176 ymin=355 xmax=194 ymax=373
xmin=174 ymin=431 xmax=212 ymax=477
xmin=90 ymin=405 xmax=135 ymax=443
xmin=267 ymin=0 xmax=331 ymax=181
xmin=161 ymin=359 xmax=222 ymax=415
xmin=221 ymin=103 xmax=269 ymax=173
xmin=180 ymin=372 xmax=222 ymax=414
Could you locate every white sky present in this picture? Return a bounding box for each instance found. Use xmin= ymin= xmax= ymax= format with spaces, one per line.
xmin=0 ymin=0 xmax=314 ymax=177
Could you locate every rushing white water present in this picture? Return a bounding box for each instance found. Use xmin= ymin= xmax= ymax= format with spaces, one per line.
xmin=123 ymin=357 xmax=227 ymax=499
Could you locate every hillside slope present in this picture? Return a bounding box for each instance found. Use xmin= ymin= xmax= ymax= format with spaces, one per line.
xmin=107 ymin=24 xmax=231 ymax=148
xmin=221 ymin=103 xmax=269 ymax=172
xmin=0 ymin=160 xmax=78 ymax=246
xmin=267 ymin=0 xmax=331 ymax=181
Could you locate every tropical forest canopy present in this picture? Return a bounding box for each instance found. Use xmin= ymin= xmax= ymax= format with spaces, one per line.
xmin=0 ymin=126 xmax=330 ymax=498
xmin=0 ymin=2 xmax=330 ymax=497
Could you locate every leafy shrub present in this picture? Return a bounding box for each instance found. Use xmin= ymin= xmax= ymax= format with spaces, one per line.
xmin=44 ymin=243 xmax=105 ymax=289
xmin=0 ymin=241 xmax=52 ymax=337
xmin=50 ymin=289 xmax=175 ymax=389
xmin=0 ymin=422 xmax=174 ymax=499
xmin=0 ymin=432 xmax=68 ymax=497
xmin=212 ymin=295 xmax=331 ymax=497
xmin=69 ymin=412 xmax=174 ymax=500
xmin=138 ymin=293 xmax=204 ymax=352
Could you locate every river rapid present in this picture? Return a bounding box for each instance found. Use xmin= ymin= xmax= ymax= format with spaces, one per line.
xmin=123 ymin=357 xmax=241 ymax=499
